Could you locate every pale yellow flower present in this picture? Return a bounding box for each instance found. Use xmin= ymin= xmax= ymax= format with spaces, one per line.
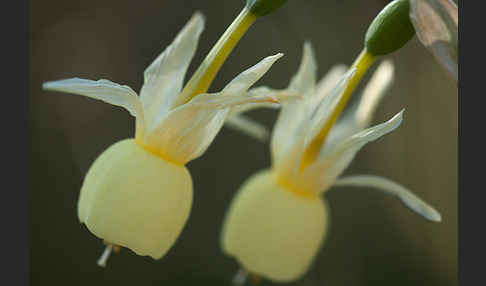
xmin=221 ymin=43 xmax=441 ymax=282
xmin=43 ymin=12 xmax=282 ymax=264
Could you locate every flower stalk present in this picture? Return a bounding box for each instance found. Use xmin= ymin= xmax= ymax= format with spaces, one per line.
xmin=177 ymin=8 xmax=257 ymax=105
xmin=300 ymin=0 xmax=416 ymax=169
xmin=300 ymin=49 xmax=376 ymax=169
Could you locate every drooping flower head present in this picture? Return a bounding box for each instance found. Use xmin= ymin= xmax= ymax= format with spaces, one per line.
xmin=43 ymin=8 xmax=285 ymax=266
xmin=221 ymin=42 xmax=441 ymax=283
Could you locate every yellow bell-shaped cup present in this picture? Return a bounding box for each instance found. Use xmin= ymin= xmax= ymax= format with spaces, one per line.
xmin=78 ymin=139 xmax=193 ymax=259
xmin=221 ymin=170 xmax=329 ymax=282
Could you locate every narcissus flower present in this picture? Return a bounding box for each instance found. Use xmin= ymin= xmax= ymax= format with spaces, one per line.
xmin=220 ymin=43 xmax=441 ymax=282
xmin=43 ymin=12 xmax=283 ymax=264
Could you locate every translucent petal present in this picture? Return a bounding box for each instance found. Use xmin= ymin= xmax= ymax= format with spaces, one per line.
xmin=143 ymin=55 xmax=283 ymax=164
xmin=225 ymin=114 xmax=270 ymax=142
xmin=144 ymin=92 xmax=277 ymax=164
xmin=42 ymin=78 xmax=142 ymax=118
xmin=297 ymin=110 xmax=404 ymax=193
xmin=221 ymin=53 xmax=283 ymax=96
xmin=271 ymin=61 xmax=354 ymax=182
xmin=410 ymin=0 xmax=458 ymax=82
xmin=270 ymin=44 xmax=319 ymax=169
xmin=140 ymin=12 xmax=205 ymax=130
xmin=324 ymin=61 xmax=395 ymax=150
xmin=287 ymin=42 xmax=317 ymax=95
xmin=228 ymin=86 xmax=291 ymax=115
xmin=333 ymin=175 xmax=442 ymax=222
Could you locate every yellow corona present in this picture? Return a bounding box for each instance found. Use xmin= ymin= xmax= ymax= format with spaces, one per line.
xmin=43 ymin=11 xmax=283 ymax=265
xmin=221 ymin=43 xmax=441 ymax=282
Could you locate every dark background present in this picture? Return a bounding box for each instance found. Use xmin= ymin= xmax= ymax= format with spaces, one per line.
xmin=29 ymin=0 xmax=457 ymax=285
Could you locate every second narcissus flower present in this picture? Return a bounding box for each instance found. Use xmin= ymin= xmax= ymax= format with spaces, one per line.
xmin=43 ymin=12 xmax=283 ymax=265
xmin=220 ymin=43 xmax=441 ymax=282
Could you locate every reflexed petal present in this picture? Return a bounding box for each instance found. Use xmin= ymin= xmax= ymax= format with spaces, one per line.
xmin=297 ymin=110 xmax=404 ymax=193
xmin=409 ymin=0 xmax=458 ymax=82
xmin=288 ymin=42 xmax=317 ymax=95
xmin=225 ymin=114 xmax=270 ymax=142
xmin=221 ymin=53 xmax=283 ymax=96
xmin=144 ymin=92 xmax=278 ymax=164
xmin=140 ymin=12 xmax=205 ymax=129
xmin=42 ymin=78 xmax=142 ymax=118
xmin=229 ymin=86 xmax=293 ymax=115
xmin=143 ymin=55 xmax=283 ymax=164
xmin=270 ymin=44 xmax=321 ymax=168
xmin=272 ymin=64 xmax=355 ymax=181
xmin=324 ymin=61 xmax=395 ymax=150
xmin=333 ymin=175 xmax=442 ymax=222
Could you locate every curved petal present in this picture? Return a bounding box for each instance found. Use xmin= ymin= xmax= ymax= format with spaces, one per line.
xmin=333 ymin=175 xmax=442 ymax=222
xmin=42 ymin=78 xmax=142 ymax=118
xmin=271 ymin=43 xmax=319 ymax=168
xmin=140 ymin=12 xmax=205 ymax=130
xmin=142 ymin=55 xmax=283 ymax=165
xmin=409 ymin=0 xmax=458 ymax=82
xmin=221 ymin=53 xmax=283 ymax=96
xmin=287 ymin=42 xmax=317 ymax=95
xmin=271 ymin=66 xmax=355 ymax=183
xmin=297 ymin=110 xmax=404 ymax=194
xmin=228 ymin=86 xmax=292 ymax=115
xmin=144 ymin=92 xmax=278 ymax=164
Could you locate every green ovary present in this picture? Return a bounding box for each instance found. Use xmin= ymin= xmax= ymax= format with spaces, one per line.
xmin=221 ymin=170 xmax=329 ymax=282
xmin=77 ymin=139 xmax=193 ymax=259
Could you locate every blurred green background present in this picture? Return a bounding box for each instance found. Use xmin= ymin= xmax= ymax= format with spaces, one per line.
xmin=29 ymin=0 xmax=457 ymax=285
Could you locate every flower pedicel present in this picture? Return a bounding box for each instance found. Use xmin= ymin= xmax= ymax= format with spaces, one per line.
xmin=221 ymin=0 xmax=442 ymax=283
xmin=42 ymin=0 xmax=288 ymax=266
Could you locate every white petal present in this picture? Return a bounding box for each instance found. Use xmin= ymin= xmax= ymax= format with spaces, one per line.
xmin=42 ymin=78 xmax=142 ymax=118
xmin=142 ymin=55 xmax=282 ymax=164
xmin=221 ymin=53 xmax=283 ymax=96
xmin=333 ymin=175 xmax=442 ymax=222
xmin=297 ymin=110 xmax=404 ymax=194
xmin=288 ymin=42 xmax=317 ymax=95
xmin=271 ymin=62 xmax=354 ymax=182
xmin=140 ymin=12 xmax=205 ymax=129
xmin=270 ymin=43 xmax=321 ymax=168
xmin=228 ymin=86 xmax=293 ymax=115
xmin=144 ymin=92 xmax=277 ymax=164
xmin=409 ymin=0 xmax=458 ymax=81
xmin=322 ymin=109 xmax=404 ymax=159
xmin=324 ymin=61 xmax=395 ymax=150
xmin=225 ymin=114 xmax=270 ymax=142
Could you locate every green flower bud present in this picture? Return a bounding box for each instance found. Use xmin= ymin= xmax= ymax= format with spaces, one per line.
xmin=365 ymin=0 xmax=416 ymax=56
xmin=246 ymin=0 xmax=288 ymax=17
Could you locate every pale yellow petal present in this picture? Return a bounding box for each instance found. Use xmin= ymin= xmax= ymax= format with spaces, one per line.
xmin=334 ymin=175 xmax=441 ymax=222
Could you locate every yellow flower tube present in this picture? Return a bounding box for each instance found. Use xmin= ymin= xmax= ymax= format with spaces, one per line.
xmin=221 ymin=42 xmax=441 ymax=283
xmin=43 ymin=6 xmax=285 ymax=266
